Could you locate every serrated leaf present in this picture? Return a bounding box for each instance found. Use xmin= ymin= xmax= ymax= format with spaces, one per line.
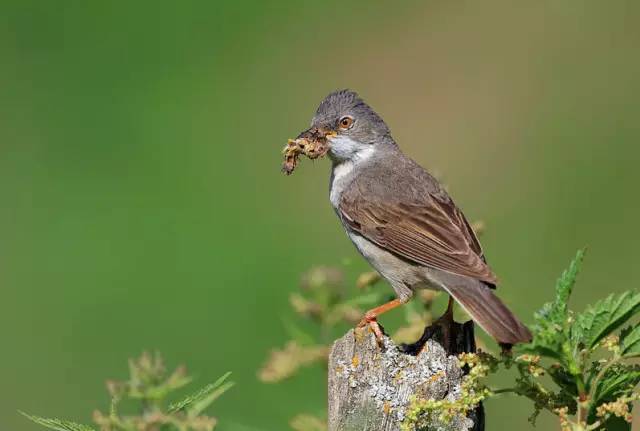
xmin=188 ymin=381 xmax=234 ymax=416
xmin=519 ymin=250 xmax=584 ymax=361
xmin=589 ymin=363 xmax=640 ymax=408
xmin=620 ymin=324 xmax=640 ymax=357
xmin=168 ymin=372 xmax=233 ymax=415
xmin=20 ymin=412 xmax=95 ymax=431
xmin=572 ymin=291 xmax=640 ymax=350
xmin=552 ymin=249 xmax=585 ymax=316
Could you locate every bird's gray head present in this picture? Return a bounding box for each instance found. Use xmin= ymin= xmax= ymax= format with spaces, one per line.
xmin=297 ymin=90 xmax=394 ymax=164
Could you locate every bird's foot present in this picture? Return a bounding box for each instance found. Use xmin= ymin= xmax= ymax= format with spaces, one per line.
xmin=357 ymin=314 xmax=385 ymax=347
xmin=356 ymin=299 xmax=403 ymax=347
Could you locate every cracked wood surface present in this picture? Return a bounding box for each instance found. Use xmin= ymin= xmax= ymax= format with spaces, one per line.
xmin=328 ymin=321 xmax=484 ymax=431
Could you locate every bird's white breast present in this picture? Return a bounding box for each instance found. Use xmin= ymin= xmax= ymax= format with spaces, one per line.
xmin=329 ymin=160 xmax=354 ymax=208
xmin=328 ymin=136 xmax=374 ymax=209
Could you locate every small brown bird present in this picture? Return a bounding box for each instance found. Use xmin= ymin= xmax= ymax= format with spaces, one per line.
xmin=288 ymin=89 xmax=531 ymax=346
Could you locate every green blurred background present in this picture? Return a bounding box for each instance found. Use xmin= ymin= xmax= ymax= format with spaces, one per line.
xmin=2 ymin=1 xmax=640 ymax=430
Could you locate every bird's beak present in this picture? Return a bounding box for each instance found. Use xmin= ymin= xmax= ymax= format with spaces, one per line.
xmin=294 ymin=126 xmax=334 ymax=159
xmin=296 ymin=126 xmax=337 ymax=141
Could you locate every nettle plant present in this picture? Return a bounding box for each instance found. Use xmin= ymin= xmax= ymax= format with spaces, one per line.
xmin=23 ymin=352 xmax=233 ymax=431
xmin=510 ymin=249 xmax=640 ymax=430
xmin=405 ymin=250 xmax=640 ymax=431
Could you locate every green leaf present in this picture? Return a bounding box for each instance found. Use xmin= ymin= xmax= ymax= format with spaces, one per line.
xmin=572 ymin=291 xmax=640 ymax=350
xmin=520 ymin=250 xmax=585 ymax=361
xmin=552 ymin=248 xmax=585 ymax=316
xmin=20 ymin=412 xmax=95 ymax=431
xmin=547 ymin=365 xmax=578 ymax=396
xmin=589 ymin=363 xmax=640 ymax=409
xmin=598 ymin=416 xmax=632 ymax=431
xmin=187 ymin=381 xmax=234 ymax=416
xmin=620 ymin=324 xmax=640 ymax=357
xmin=168 ymin=372 xmax=233 ymax=415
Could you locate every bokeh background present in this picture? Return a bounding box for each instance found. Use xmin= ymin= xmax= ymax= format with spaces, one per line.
xmin=2 ymin=1 xmax=640 ymax=430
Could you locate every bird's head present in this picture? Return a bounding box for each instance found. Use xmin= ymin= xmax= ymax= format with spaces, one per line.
xmin=298 ymin=89 xmax=393 ymax=164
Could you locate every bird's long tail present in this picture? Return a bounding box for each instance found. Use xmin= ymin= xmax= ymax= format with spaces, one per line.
xmin=442 ymin=277 xmax=532 ymax=345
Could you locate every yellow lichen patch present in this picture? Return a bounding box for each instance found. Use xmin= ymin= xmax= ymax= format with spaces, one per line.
xmin=354 ymin=326 xmax=367 ymax=343
xmin=351 ymin=355 xmax=360 ymax=368
xmin=430 ymin=370 xmax=446 ymax=383
xmin=383 ymin=401 xmax=392 ymax=416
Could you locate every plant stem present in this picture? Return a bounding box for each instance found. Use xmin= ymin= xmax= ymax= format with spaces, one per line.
xmin=491 ymin=387 xmax=521 ymax=395
xmin=585 ymin=419 xmax=602 ymax=431
xmin=577 ymin=399 xmax=589 ymax=426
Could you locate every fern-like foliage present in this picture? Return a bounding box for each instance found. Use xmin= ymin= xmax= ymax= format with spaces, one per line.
xmin=20 ymin=413 xmax=94 ymax=431
xmin=168 ymin=372 xmax=234 ymax=416
xmin=22 ymin=352 xmax=232 ymax=431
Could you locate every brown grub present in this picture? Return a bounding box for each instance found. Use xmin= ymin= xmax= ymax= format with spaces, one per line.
xmin=281 ymin=137 xmax=329 ymax=175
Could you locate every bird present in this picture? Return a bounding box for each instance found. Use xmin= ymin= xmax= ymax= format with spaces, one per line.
xmin=291 ymin=89 xmax=531 ymax=346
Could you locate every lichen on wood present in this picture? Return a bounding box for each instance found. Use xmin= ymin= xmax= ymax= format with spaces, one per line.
xmin=328 ymin=322 xmax=483 ymax=431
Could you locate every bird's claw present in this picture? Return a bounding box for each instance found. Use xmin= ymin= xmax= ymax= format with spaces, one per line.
xmin=357 ymin=317 xmax=385 ymax=347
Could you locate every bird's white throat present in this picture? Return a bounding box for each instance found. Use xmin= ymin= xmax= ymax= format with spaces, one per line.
xmin=328 ymin=135 xmax=373 ymax=162
xmin=328 ymin=136 xmax=375 ymax=208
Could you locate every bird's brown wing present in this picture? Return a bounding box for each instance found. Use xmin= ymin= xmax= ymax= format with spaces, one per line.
xmin=339 ymin=193 xmax=498 ymax=285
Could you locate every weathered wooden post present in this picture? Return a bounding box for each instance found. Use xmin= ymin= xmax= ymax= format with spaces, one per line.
xmin=328 ymin=319 xmax=484 ymax=431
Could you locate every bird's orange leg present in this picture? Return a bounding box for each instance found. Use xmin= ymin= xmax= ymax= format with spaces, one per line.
xmin=357 ymin=298 xmax=404 ymax=343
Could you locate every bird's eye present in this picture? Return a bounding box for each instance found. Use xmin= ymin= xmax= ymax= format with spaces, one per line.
xmin=338 ymin=116 xmax=354 ymax=130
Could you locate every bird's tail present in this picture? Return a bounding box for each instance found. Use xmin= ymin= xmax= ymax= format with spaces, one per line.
xmin=442 ymin=277 xmax=532 ymax=345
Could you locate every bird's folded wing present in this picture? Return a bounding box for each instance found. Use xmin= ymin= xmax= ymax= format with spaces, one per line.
xmin=339 ymin=194 xmax=498 ymax=285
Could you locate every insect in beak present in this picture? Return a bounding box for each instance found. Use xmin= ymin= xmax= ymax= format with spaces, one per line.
xmin=281 ymin=127 xmax=334 ymax=175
